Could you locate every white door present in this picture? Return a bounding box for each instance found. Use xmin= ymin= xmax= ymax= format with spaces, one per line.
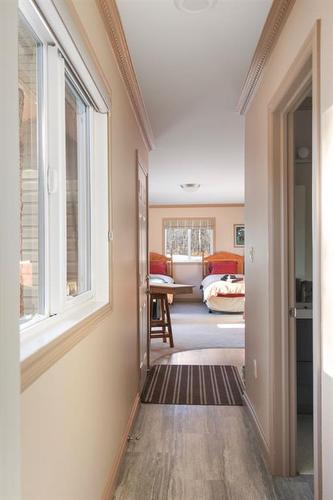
xmin=137 ymin=156 xmax=149 ymax=392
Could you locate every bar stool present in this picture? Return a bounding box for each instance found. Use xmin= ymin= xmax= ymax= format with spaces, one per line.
xmin=149 ymin=292 xmax=174 ymax=347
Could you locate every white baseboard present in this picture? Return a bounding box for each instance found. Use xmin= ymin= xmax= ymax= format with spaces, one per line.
xmin=242 ymin=391 xmax=271 ymax=467
xmin=102 ymin=393 xmax=140 ymax=499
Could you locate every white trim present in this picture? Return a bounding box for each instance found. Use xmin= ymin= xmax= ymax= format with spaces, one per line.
xmin=21 ymin=303 xmax=111 ymax=391
xmin=237 ymin=0 xmax=296 ymax=114
xmin=20 ymin=298 xmax=109 ymax=362
xmin=19 ymin=0 xmax=110 ymax=362
xmin=92 ymin=112 xmax=109 ymax=303
xmin=48 ymin=43 xmax=66 ymax=315
xmin=32 ymin=0 xmax=110 ymax=113
xmin=170 ymin=256 xmax=203 ymax=263
xmin=97 ymin=0 xmax=153 ymax=150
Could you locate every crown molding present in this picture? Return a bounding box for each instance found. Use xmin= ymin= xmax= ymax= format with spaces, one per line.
xmin=97 ymin=0 xmax=155 ymax=151
xmin=237 ymin=0 xmax=296 ymax=115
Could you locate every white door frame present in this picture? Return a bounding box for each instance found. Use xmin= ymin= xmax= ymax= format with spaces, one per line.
xmin=268 ymin=21 xmax=322 ymax=499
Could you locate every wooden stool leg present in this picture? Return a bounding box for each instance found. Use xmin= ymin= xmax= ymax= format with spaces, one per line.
xmin=161 ymin=297 xmax=167 ymax=343
xmin=165 ymin=297 xmax=174 ymax=348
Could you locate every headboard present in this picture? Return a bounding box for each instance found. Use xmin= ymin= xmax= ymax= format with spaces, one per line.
xmin=149 ymin=252 xmax=173 ymax=278
xmin=202 ymin=251 xmax=244 ymax=278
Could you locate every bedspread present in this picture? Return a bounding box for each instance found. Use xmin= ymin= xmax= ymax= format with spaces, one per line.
xmin=203 ymin=279 xmax=245 ymax=302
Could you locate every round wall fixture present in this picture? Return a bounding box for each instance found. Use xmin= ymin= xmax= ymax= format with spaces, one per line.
xmin=174 ymin=0 xmax=217 ymax=14
xmin=180 ymin=183 xmax=200 ymax=193
xmin=297 ymin=146 xmax=311 ymax=160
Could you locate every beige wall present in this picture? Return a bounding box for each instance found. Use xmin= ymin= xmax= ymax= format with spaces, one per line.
xmin=244 ymin=1 xmax=333 ymax=497
xmin=1 ymin=2 xmax=21 ymax=498
xmin=149 ymin=205 xmax=244 ymax=299
xmin=21 ymin=1 xmax=148 ymax=499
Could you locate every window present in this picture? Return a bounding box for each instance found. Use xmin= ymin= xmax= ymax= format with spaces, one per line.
xmin=18 ymin=0 xmax=109 ymax=335
xmin=164 ymin=218 xmax=215 ymax=262
xmin=18 ymin=14 xmax=44 ymax=325
xmin=65 ymin=76 xmax=91 ymax=297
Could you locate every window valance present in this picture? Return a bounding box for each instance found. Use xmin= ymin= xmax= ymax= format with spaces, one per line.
xmin=163 ymin=217 xmax=215 ymax=230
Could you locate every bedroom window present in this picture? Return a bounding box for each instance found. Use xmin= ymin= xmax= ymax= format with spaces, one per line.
xmin=164 ymin=218 xmax=215 ymax=262
xmin=18 ymin=0 xmax=109 ymax=339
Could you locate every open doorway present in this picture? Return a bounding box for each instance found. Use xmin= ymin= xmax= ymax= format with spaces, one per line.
xmin=269 ymin=24 xmax=321 ymax=498
xmin=290 ymin=94 xmax=314 ymax=477
xmin=148 ymin=207 xmax=246 ymax=378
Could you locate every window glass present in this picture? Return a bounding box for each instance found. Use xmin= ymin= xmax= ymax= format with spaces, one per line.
xmin=165 ymin=223 xmax=214 ymax=261
xmin=18 ymin=1 xmax=108 ymax=334
xmin=191 ymin=228 xmax=213 ymax=258
xmin=165 ymin=227 xmax=189 ymax=260
xmin=65 ymin=76 xmax=91 ymax=297
xmin=18 ymin=15 xmax=44 ymax=324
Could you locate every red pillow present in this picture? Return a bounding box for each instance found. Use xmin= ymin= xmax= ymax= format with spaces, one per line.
xmin=150 ymin=262 xmax=167 ymax=275
xmin=209 ymin=261 xmax=238 ymax=275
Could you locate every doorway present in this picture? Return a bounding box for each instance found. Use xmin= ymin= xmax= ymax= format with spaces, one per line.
xmin=137 ymin=153 xmax=149 ymax=392
xmin=289 ymin=94 xmax=314 ymax=476
xmin=147 ymin=218 xmax=246 ymax=399
xmin=268 ymin=22 xmax=321 ymax=499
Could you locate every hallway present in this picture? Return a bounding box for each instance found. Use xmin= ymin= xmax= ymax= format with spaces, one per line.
xmin=3 ymin=0 xmax=333 ymax=498
xmin=114 ymin=403 xmax=314 ymax=500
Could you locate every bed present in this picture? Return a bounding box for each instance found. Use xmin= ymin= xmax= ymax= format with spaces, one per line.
xmin=201 ymin=251 xmax=245 ymax=313
xmin=149 ymin=252 xmax=174 ymax=303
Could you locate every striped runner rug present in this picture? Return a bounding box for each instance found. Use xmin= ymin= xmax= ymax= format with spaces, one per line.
xmin=141 ymin=365 xmax=243 ymax=406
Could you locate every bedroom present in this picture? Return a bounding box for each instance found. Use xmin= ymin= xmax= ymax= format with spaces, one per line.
xmin=148 ymin=203 xmax=245 ymax=367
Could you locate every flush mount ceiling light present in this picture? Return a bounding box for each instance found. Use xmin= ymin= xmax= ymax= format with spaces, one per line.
xmin=180 ymin=183 xmax=201 ymax=193
xmin=174 ymin=0 xmax=217 ymax=14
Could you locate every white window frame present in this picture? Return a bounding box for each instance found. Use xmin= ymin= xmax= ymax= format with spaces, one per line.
xmin=164 ymin=223 xmax=214 ymax=263
xmin=19 ymin=0 xmax=110 ymax=360
xmin=18 ymin=1 xmax=52 ymax=328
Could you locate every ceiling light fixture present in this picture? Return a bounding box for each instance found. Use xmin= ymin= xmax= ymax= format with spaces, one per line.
xmin=180 ymin=183 xmax=201 ymax=193
xmin=174 ymin=0 xmax=217 ymax=14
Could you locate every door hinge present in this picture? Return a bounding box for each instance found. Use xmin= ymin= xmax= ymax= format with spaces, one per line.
xmin=108 ymin=230 xmax=113 ymax=241
xmin=289 ymin=307 xmax=296 ymax=318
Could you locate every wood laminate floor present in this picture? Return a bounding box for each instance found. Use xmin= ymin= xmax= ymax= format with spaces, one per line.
xmin=113 ymin=404 xmax=314 ymax=500
xmin=114 ymin=404 xmax=274 ymax=500
xmin=115 ymin=302 xmax=313 ymax=500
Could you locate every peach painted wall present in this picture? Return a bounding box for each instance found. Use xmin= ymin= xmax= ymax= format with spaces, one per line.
xmin=1 ymin=3 xmax=21 ymax=499
xmin=149 ymin=205 xmax=244 ymax=299
xmin=20 ymin=1 xmax=148 ymax=499
xmin=244 ymin=1 xmax=333 ymax=497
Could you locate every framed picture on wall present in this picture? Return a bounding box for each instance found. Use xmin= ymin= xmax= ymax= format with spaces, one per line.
xmin=234 ymin=224 xmax=245 ymax=247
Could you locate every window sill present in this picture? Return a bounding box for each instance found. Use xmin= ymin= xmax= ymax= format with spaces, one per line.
xmin=172 ymin=261 xmax=203 ymax=265
xmin=20 ymin=300 xmax=111 ymax=392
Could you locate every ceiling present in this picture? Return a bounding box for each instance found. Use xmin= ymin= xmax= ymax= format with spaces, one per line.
xmin=116 ymin=0 xmax=272 ymax=205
